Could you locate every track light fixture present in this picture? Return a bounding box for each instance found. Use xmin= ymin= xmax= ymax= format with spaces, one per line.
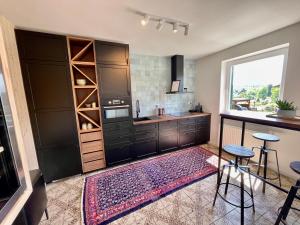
xmin=140 ymin=15 xmax=150 ymax=26
xmin=184 ymin=25 xmax=189 ymax=36
xmin=173 ymin=23 xmax=178 ymax=33
xmin=156 ymin=19 xmax=164 ymax=31
xmin=139 ymin=13 xmax=189 ymax=36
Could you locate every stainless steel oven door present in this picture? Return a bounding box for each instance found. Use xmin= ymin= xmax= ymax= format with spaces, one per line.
xmin=103 ymin=105 xmax=130 ymax=122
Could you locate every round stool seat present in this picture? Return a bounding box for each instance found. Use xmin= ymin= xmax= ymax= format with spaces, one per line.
xmin=252 ymin=133 xmax=280 ymax=142
xmin=290 ymin=161 xmax=300 ymax=175
xmin=223 ymin=145 xmax=255 ymax=158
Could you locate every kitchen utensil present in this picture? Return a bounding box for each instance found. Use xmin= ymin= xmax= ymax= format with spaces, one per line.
xmin=87 ymin=123 xmax=93 ymax=129
xmin=82 ymin=123 xmax=87 ymax=130
xmin=76 ymin=79 xmax=86 ymax=86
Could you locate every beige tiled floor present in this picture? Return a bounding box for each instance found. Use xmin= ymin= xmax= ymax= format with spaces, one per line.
xmin=40 ymin=145 xmax=300 ymax=225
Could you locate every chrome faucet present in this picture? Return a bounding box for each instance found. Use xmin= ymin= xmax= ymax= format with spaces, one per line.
xmin=136 ymin=100 xmax=140 ymax=118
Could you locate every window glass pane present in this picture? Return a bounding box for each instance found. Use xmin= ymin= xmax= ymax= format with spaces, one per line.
xmin=230 ymin=54 xmax=285 ymax=112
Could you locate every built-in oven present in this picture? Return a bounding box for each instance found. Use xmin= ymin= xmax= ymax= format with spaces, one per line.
xmin=101 ymin=98 xmax=132 ymax=123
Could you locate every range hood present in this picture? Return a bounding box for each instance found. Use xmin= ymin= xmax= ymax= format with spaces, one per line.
xmin=171 ymin=55 xmax=184 ymax=92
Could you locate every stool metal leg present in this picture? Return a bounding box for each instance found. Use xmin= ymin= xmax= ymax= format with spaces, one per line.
xmin=213 ymin=165 xmax=225 ymax=206
xmin=240 ymin=171 xmax=245 ymax=225
xmin=263 ymin=150 xmax=268 ymax=193
xmin=275 ymin=179 xmax=300 ymax=225
xmin=45 ymin=208 xmax=49 ymax=220
xmin=247 ymin=167 xmax=255 ymax=212
xmin=257 ymin=149 xmax=263 ymax=176
xmin=224 ymin=165 xmax=231 ymax=195
xmin=274 ymin=150 xmax=282 ymax=187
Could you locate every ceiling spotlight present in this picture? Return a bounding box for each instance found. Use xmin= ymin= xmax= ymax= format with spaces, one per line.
xmin=156 ymin=19 xmax=164 ymax=31
xmin=184 ymin=25 xmax=189 ymax=36
xmin=173 ymin=23 xmax=178 ymax=33
xmin=141 ymin=15 xmax=150 ymax=26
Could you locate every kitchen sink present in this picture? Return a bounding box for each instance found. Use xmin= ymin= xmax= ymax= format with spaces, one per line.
xmin=133 ymin=117 xmax=152 ymax=122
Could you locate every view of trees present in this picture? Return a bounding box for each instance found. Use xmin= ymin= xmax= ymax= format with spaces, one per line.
xmin=231 ymin=85 xmax=280 ymax=112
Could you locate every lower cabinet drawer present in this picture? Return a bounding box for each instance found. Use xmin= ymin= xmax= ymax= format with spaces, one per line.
xmin=81 ymin=140 xmax=103 ymax=154
xmin=80 ymin=131 xmax=102 ymax=142
xmin=195 ymin=128 xmax=210 ymax=144
xmin=159 ymin=134 xmax=178 ymax=152
xmin=159 ymin=120 xmax=178 ymax=131
xmin=105 ymin=143 xmax=132 ymax=166
xmin=82 ymin=159 xmax=105 ymax=172
xmin=133 ymin=139 xmax=158 ymax=158
xmin=82 ymin=151 xmax=104 ymax=163
xmin=179 ymin=130 xmax=196 ymax=147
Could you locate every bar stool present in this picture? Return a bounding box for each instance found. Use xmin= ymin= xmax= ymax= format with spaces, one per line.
xmin=213 ymin=144 xmax=255 ymax=225
xmin=252 ymin=132 xmax=281 ymax=192
xmin=275 ymin=161 xmax=300 ymax=225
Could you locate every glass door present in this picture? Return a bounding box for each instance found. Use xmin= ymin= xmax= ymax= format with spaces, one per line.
xmin=0 ymin=56 xmax=26 ymax=223
xmin=0 ymin=97 xmax=20 ymax=210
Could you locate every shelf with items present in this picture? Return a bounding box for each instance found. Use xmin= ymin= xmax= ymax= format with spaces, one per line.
xmin=79 ymin=127 xmax=102 ymax=134
xmin=72 ymin=61 xmax=96 ymax=66
xmin=78 ymin=107 xmax=100 ymax=112
xmin=75 ymin=88 xmax=98 ymax=109
xmin=74 ymin=85 xmax=97 ymax=89
xmin=67 ymin=36 xmax=106 ymax=173
xmin=72 ymin=64 xmax=97 ymax=85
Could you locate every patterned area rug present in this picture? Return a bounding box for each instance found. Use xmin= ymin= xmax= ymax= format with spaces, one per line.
xmin=82 ymin=146 xmax=217 ymax=225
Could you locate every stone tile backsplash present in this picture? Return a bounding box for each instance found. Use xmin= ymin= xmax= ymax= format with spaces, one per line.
xmin=130 ymin=54 xmax=197 ymax=117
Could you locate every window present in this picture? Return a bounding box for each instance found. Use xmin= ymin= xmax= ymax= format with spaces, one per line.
xmin=224 ymin=46 xmax=288 ymax=113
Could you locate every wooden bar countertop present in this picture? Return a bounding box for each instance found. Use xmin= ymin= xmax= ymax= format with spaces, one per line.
xmin=220 ymin=111 xmax=300 ymax=131
xmin=133 ymin=112 xmax=211 ymax=125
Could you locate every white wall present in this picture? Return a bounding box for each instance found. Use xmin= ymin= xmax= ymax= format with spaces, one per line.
xmin=196 ymin=22 xmax=300 ymax=180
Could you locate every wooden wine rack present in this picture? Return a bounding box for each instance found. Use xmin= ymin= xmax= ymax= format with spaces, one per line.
xmin=67 ymin=36 xmax=106 ymax=173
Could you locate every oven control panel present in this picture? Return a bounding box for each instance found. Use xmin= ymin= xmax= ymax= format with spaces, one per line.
xmin=107 ymin=99 xmax=126 ymax=105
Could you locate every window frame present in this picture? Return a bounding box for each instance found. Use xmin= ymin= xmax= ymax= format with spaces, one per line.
xmin=223 ymin=45 xmax=289 ymax=113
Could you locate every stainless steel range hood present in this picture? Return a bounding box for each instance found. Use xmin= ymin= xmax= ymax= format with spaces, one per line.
xmin=171 ymin=55 xmax=184 ymax=92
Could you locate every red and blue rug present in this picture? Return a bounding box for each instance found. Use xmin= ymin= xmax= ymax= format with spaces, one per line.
xmin=82 ymin=146 xmax=217 ymax=225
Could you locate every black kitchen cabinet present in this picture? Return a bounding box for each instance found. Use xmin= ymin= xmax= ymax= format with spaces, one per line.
xmin=179 ymin=118 xmax=196 ymax=147
xmin=105 ymin=142 xmax=132 ymax=166
xmin=97 ymin=65 xmax=131 ymax=99
xmin=159 ymin=121 xmax=178 ymax=153
xmin=195 ymin=115 xmax=211 ymax=144
xmin=133 ymin=123 xmax=158 ymax=158
xmin=95 ymin=41 xmax=129 ymax=65
xmin=15 ymin=30 xmax=68 ymax=62
xmin=15 ymin=30 xmax=81 ymax=182
xmin=103 ymin=121 xmax=133 ymax=166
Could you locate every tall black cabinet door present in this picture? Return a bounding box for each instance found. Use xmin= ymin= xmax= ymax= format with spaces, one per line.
xmin=97 ymin=65 xmax=131 ymax=99
xmin=95 ymin=41 xmax=129 ymax=65
xmin=16 ymin=30 xmax=81 ymax=182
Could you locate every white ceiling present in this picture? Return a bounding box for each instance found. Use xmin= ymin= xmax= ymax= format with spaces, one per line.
xmin=1 ymin=0 xmax=300 ymax=59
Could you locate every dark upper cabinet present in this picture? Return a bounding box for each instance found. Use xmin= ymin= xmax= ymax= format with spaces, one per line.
xmin=97 ymin=65 xmax=131 ymax=98
xmin=21 ymin=61 xmax=74 ymax=110
xmin=95 ymin=41 xmax=129 ymax=65
xmin=16 ymin=30 xmax=81 ymax=182
xmin=15 ymin=30 xmax=68 ymax=62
